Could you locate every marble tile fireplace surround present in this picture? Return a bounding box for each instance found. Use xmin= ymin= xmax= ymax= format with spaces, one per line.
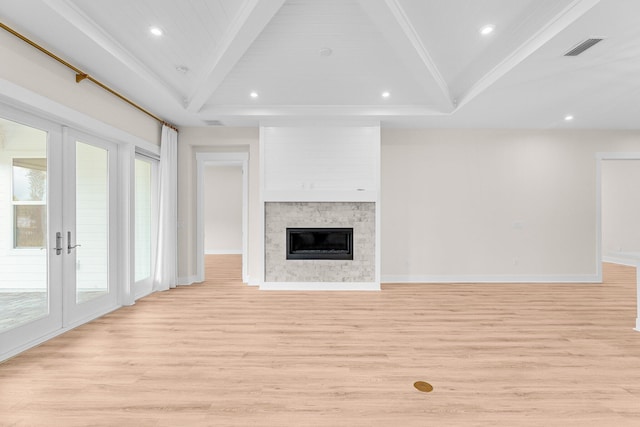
xmin=265 ymin=202 xmax=376 ymax=283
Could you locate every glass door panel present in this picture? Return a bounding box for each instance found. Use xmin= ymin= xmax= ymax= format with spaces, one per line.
xmin=63 ymin=132 xmax=117 ymax=326
xmin=0 ymin=119 xmax=49 ymax=332
xmin=135 ymin=158 xmax=152 ymax=283
xmin=0 ymin=113 xmax=63 ymax=359
xmin=75 ymin=141 xmax=109 ymax=304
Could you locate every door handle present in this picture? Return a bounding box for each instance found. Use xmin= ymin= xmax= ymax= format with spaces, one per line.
xmin=67 ymin=231 xmax=82 ymax=254
xmin=52 ymin=232 xmax=63 ymax=255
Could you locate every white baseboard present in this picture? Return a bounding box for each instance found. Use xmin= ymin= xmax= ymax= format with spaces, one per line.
xmin=177 ymin=274 xmax=253 ymax=286
xmin=381 ymin=274 xmax=601 ymax=284
xmin=177 ymin=275 xmax=200 ymax=286
xmin=603 ymin=255 xmax=640 ymax=267
xmin=205 ymin=249 xmax=242 ymax=255
xmin=260 ymin=281 xmax=380 ymax=291
xmin=635 ymin=318 xmax=640 ymax=332
xmin=134 ymin=288 xmax=154 ymax=301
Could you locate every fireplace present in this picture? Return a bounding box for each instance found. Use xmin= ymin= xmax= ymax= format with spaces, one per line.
xmin=286 ymin=227 xmax=353 ymax=260
xmin=264 ymin=202 xmax=375 ymax=283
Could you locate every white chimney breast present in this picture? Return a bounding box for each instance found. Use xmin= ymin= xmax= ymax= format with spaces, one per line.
xmin=262 ymin=125 xmax=379 ymax=200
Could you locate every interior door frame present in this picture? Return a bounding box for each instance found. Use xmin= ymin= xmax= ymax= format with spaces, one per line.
xmin=196 ymin=152 xmax=249 ymax=283
xmin=595 ymin=152 xmax=640 ymax=276
xmin=596 ymin=152 xmax=640 ymax=332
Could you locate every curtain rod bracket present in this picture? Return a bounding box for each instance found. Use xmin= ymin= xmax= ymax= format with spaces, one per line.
xmin=75 ymin=73 xmax=88 ymax=83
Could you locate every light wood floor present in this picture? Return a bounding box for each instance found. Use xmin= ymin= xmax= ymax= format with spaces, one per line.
xmin=1 ymin=256 xmax=639 ymax=426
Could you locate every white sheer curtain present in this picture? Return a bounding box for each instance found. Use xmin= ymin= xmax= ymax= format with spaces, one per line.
xmin=153 ymin=125 xmax=178 ymax=291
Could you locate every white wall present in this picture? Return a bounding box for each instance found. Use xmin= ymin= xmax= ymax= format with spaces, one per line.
xmin=381 ymin=129 xmax=640 ymax=282
xmin=178 ymin=128 xmax=640 ymax=284
xmin=204 ymin=165 xmax=243 ymax=254
xmin=601 ymin=160 xmax=640 ymax=261
xmin=0 ymin=26 xmax=160 ymax=145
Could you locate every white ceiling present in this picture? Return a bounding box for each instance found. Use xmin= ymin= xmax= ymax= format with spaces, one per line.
xmin=1 ymin=0 xmax=639 ymax=129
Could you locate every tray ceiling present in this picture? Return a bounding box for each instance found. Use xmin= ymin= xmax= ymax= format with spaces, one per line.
xmin=1 ymin=0 xmax=639 ymax=129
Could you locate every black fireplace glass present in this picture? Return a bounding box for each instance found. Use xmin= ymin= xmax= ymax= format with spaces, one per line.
xmin=286 ymin=227 xmax=353 ymax=260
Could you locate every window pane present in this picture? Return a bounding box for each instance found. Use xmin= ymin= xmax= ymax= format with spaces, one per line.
xmin=135 ymin=158 xmax=152 ymax=282
xmin=12 ymin=159 xmax=47 ymax=202
xmin=14 ymin=205 xmax=46 ymax=248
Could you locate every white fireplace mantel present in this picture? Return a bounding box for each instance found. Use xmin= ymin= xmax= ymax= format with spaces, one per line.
xmin=263 ymin=190 xmax=377 ymax=203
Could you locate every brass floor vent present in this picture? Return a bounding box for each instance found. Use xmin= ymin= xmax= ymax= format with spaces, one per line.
xmin=413 ymin=381 xmax=433 ymax=393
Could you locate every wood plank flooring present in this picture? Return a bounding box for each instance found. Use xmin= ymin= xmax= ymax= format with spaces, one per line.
xmin=1 ymin=255 xmax=639 ymax=426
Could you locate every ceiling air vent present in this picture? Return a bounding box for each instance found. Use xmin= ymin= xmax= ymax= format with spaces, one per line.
xmin=203 ymin=120 xmax=224 ymax=126
xmin=564 ymin=38 xmax=604 ymax=56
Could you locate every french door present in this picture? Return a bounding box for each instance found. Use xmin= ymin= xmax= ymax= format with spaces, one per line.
xmin=0 ymin=111 xmax=118 ymax=360
xmin=0 ymin=113 xmax=63 ymax=358
xmin=62 ymin=129 xmax=118 ymax=326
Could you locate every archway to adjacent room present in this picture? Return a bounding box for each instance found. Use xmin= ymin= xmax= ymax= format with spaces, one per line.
xmin=196 ymin=152 xmax=248 ymax=283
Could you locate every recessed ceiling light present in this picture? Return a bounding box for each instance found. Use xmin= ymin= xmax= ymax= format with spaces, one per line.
xmin=250 ymin=91 xmax=259 ymax=98
xmin=564 ymin=115 xmax=574 ymax=121
xmin=149 ymin=26 xmax=163 ymax=37
xmin=382 ymin=91 xmax=390 ymax=98
xmin=480 ymin=24 xmax=495 ymax=36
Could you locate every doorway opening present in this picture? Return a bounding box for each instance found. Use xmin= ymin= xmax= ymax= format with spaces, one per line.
xmin=196 ymin=152 xmax=249 ymax=283
xmin=598 ymin=156 xmax=640 ymax=268
xmin=597 ymin=154 xmax=640 ymax=332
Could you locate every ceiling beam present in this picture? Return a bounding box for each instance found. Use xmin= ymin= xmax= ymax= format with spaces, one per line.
xmin=42 ymin=0 xmax=183 ymax=105
xmin=185 ymin=0 xmax=286 ymax=113
xmin=199 ymin=104 xmax=448 ymax=118
xmin=357 ymin=0 xmax=454 ymax=113
xmin=456 ymin=0 xmax=601 ymax=110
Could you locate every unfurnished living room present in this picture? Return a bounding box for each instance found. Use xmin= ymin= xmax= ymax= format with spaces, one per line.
xmin=1 ymin=0 xmax=640 ymax=426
